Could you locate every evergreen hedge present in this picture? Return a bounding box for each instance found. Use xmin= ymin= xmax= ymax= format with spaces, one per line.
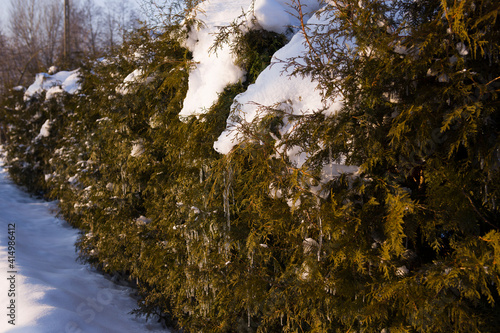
xmin=1 ymin=1 xmax=499 ymax=332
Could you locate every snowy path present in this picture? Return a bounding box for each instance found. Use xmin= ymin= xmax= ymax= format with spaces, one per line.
xmin=0 ymin=157 xmax=169 ymax=333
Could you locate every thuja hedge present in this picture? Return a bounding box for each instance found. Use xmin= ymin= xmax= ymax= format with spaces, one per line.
xmin=1 ymin=1 xmax=500 ymax=332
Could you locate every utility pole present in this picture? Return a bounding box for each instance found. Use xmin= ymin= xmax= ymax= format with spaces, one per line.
xmin=64 ymin=0 xmax=70 ymax=67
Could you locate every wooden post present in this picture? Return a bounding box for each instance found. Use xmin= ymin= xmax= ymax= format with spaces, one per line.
xmin=64 ymin=0 xmax=70 ymax=66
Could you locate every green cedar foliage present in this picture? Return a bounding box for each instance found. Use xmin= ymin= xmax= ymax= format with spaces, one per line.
xmin=272 ymin=0 xmax=500 ymax=331
xmin=1 ymin=1 xmax=499 ymax=332
xmin=1 ymin=88 xmax=76 ymax=196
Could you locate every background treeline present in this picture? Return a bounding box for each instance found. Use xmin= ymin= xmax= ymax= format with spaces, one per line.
xmin=1 ymin=0 xmax=500 ymax=332
xmin=0 ymin=0 xmax=139 ymax=94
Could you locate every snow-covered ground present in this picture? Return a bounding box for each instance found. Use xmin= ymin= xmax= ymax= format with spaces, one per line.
xmin=0 ymin=151 xmax=168 ymax=333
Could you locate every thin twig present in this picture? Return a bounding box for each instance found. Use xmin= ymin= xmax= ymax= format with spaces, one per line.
xmin=462 ymin=189 xmax=497 ymax=230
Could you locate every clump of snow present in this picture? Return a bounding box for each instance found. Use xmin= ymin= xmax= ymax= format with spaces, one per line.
xmin=253 ymin=0 xmax=294 ymax=34
xmin=210 ymin=6 xmax=360 ymax=203
xmin=179 ymin=0 xmax=249 ymax=117
xmin=24 ymin=70 xmax=81 ymax=101
xmin=214 ymin=9 xmax=343 ymax=156
xmin=396 ymin=265 xmax=409 ymax=277
xmin=303 ymin=237 xmax=319 ymax=254
xmin=136 ymin=215 xmax=152 ymax=226
xmin=35 ymin=119 xmax=52 ymax=141
xmin=252 ymin=0 xmax=322 ymax=34
xmin=60 ymin=70 xmax=80 ymax=94
xmin=456 ymin=42 xmax=468 ymax=56
xmin=426 ymin=68 xmax=438 ymax=77
xmin=173 ymin=224 xmax=186 ymax=230
xmin=393 ymin=44 xmax=407 ymax=55
xmin=116 ymin=69 xmax=144 ymax=95
xmin=131 ymin=141 xmax=145 ymax=157
xmin=68 ymin=174 xmax=79 ymax=185
xmin=116 ymin=68 xmax=156 ymax=95
xmin=149 ymin=113 xmax=161 ymax=128
xmin=180 ymin=0 xmax=323 ymax=118
xmin=45 ymin=85 xmax=65 ymax=99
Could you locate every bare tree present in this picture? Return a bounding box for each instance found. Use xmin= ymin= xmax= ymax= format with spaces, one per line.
xmin=79 ymin=0 xmax=104 ymax=59
xmin=9 ymin=0 xmax=43 ymax=82
xmin=1 ymin=0 xmax=140 ymax=89
xmin=102 ymin=0 xmax=138 ymax=53
xmin=0 ymin=27 xmax=16 ymax=94
xmin=40 ymin=0 xmax=63 ymax=67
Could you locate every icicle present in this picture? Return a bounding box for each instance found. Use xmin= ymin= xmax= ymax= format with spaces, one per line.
xmin=232 ymin=185 xmax=235 ymax=206
xmin=318 ymin=217 xmax=323 ymax=262
xmin=484 ymin=184 xmax=488 ymax=204
xmin=221 ymin=167 xmax=234 ymax=260
xmin=223 ymin=172 xmax=228 ymax=222
xmin=248 ymin=305 xmax=251 ymax=328
xmin=329 ymin=145 xmax=334 ymax=179
xmin=223 ymin=168 xmax=233 ymax=232
xmin=120 ymin=164 xmax=127 ymax=196
xmin=224 ymin=240 xmax=230 ymax=258
xmin=199 ymin=166 xmax=203 ymax=183
xmin=246 ymin=290 xmax=251 ymax=328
